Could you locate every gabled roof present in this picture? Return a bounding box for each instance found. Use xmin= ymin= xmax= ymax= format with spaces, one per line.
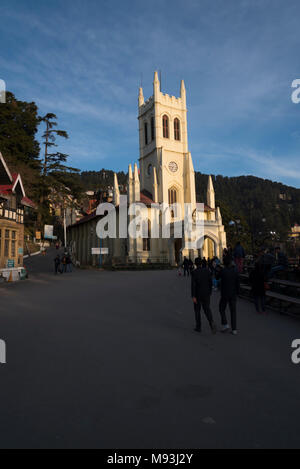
xmin=139 ymin=190 xmax=154 ymax=205
xmin=0 ymin=152 xmax=12 ymax=185
xmin=12 ymin=173 xmax=26 ymax=198
xmin=0 ymin=151 xmax=35 ymax=208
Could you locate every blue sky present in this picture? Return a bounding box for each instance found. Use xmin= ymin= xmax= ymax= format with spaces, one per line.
xmin=1 ymin=0 xmax=300 ymax=187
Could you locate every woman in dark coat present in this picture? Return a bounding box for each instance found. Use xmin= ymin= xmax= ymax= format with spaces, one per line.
xmin=249 ymin=262 xmax=266 ymax=314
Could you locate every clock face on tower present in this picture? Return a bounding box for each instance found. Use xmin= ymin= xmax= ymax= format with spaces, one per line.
xmin=168 ymin=161 xmax=178 ymax=173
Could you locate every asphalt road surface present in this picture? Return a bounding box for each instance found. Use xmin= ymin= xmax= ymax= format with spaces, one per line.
xmin=0 ymin=248 xmax=300 ymax=448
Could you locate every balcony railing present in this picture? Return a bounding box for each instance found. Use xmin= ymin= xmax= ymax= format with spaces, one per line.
xmin=0 ymin=207 xmax=24 ymax=224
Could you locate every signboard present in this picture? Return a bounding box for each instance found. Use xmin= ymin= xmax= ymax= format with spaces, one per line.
xmin=92 ymin=248 xmax=109 ymax=255
xmin=18 ymin=248 xmax=23 ymax=255
xmin=7 ymin=259 xmax=15 ymax=268
xmin=44 ymin=225 xmax=54 ymax=240
xmin=35 ymin=231 xmax=41 ymax=240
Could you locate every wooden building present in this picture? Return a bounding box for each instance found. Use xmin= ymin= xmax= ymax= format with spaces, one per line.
xmin=0 ymin=152 xmax=35 ymax=270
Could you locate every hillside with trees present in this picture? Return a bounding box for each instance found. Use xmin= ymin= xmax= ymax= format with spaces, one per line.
xmin=80 ymin=170 xmax=300 ymax=251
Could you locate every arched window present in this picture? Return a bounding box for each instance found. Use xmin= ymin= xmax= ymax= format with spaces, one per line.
xmin=151 ymin=117 xmax=155 ymax=141
xmin=162 ymin=115 xmax=169 ymax=138
xmin=174 ymin=118 xmax=180 ymax=141
xmin=144 ymin=122 xmax=148 ymax=145
xmin=143 ymin=219 xmax=151 ymax=252
xmin=168 ymin=187 xmax=177 ymax=205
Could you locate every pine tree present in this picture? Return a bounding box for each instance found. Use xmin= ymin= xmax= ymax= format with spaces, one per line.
xmin=37 ymin=113 xmax=81 ymax=229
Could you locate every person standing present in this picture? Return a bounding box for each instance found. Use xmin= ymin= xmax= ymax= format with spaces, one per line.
xmin=249 ymin=263 xmax=266 ymax=314
xmin=66 ymin=254 xmax=72 ymax=273
xmin=62 ymin=255 xmax=67 ymax=273
xmin=233 ymin=241 xmax=245 ymax=274
xmin=54 ymin=255 xmax=61 ymax=275
xmin=191 ymin=258 xmax=217 ymax=334
xmin=183 ymin=257 xmax=189 ymax=277
xmin=270 ymin=247 xmax=288 ymax=278
xmin=217 ymin=257 xmax=240 ymax=335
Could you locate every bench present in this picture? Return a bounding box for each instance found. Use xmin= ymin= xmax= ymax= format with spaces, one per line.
xmin=271 ymin=278 xmax=300 ymax=289
xmin=266 ymin=291 xmax=300 ymax=315
xmin=239 ymin=284 xmax=300 ymax=315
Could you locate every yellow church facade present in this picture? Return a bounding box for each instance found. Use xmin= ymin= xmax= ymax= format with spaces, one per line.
xmin=69 ymin=72 xmax=227 ymax=267
xmin=112 ymin=72 xmax=226 ymax=265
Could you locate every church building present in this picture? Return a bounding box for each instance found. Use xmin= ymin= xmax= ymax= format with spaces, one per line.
xmin=68 ymin=72 xmax=227 ymax=267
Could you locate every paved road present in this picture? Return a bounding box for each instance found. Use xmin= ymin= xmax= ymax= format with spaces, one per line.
xmin=0 ymin=250 xmax=300 ymax=448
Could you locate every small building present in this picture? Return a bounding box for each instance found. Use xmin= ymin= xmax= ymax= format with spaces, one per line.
xmin=0 ymin=152 xmax=35 ymax=273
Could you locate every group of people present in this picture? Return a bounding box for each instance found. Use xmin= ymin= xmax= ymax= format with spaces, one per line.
xmin=182 ymin=241 xmax=290 ymax=332
xmin=54 ymin=253 xmax=73 ymax=274
xmin=190 ymin=256 xmax=240 ymax=335
xmin=222 ymin=241 xmax=246 ymax=274
xmin=256 ymin=247 xmax=288 ymax=278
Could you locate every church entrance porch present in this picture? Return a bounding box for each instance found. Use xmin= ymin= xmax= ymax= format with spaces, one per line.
xmin=174 ymin=238 xmax=182 ymax=265
xmin=202 ymin=236 xmax=218 ymax=260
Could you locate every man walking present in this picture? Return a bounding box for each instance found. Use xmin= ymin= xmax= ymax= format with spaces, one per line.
xmin=183 ymin=257 xmax=190 ymax=277
xmin=191 ymin=258 xmax=217 ymax=334
xmin=217 ymin=257 xmax=240 ymax=335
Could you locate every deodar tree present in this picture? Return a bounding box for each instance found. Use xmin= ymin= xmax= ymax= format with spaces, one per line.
xmin=37 ymin=113 xmax=81 ymax=230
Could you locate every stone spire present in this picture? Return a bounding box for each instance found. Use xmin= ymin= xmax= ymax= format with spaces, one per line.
xmin=180 ymin=79 xmax=186 ymax=106
xmin=153 ymin=166 xmax=158 ymax=203
xmin=153 ymin=71 xmax=160 ymax=98
xmin=134 ymin=163 xmax=140 ymax=202
xmin=216 ymin=206 xmax=222 ymax=223
xmin=127 ymin=164 xmax=133 ymax=204
xmin=113 ymin=172 xmax=120 ymax=206
xmin=138 ymin=87 xmax=144 ymax=107
xmin=207 ymin=175 xmax=215 ymax=210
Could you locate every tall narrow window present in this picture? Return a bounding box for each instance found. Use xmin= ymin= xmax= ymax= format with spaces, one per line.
xmin=174 ymin=118 xmax=180 ymax=141
xmin=4 ymin=230 xmax=9 ymax=257
xmin=151 ymin=117 xmax=155 ymax=141
xmin=144 ymin=122 xmax=148 ymax=145
xmin=143 ymin=220 xmax=151 ymax=252
xmin=168 ymin=188 xmax=177 ymax=205
xmin=162 ymin=115 xmax=169 ymax=138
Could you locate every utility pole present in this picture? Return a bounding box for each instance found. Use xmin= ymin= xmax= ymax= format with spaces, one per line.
xmin=63 ymin=197 xmax=67 ymax=249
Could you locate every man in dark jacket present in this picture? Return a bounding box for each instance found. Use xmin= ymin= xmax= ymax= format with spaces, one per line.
xmin=216 ymin=257 xmax=240 ymax=334
xmin=183 ymin=257 xmax=190 ymax=277
xmin=54 ymin=255 xmax=61 ymax=275
xmin=191 ymin=258 xmax=217 ymax=334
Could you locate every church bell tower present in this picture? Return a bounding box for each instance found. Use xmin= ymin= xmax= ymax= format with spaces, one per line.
xmin=138 ymin=72 xmax=196 ymax=214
